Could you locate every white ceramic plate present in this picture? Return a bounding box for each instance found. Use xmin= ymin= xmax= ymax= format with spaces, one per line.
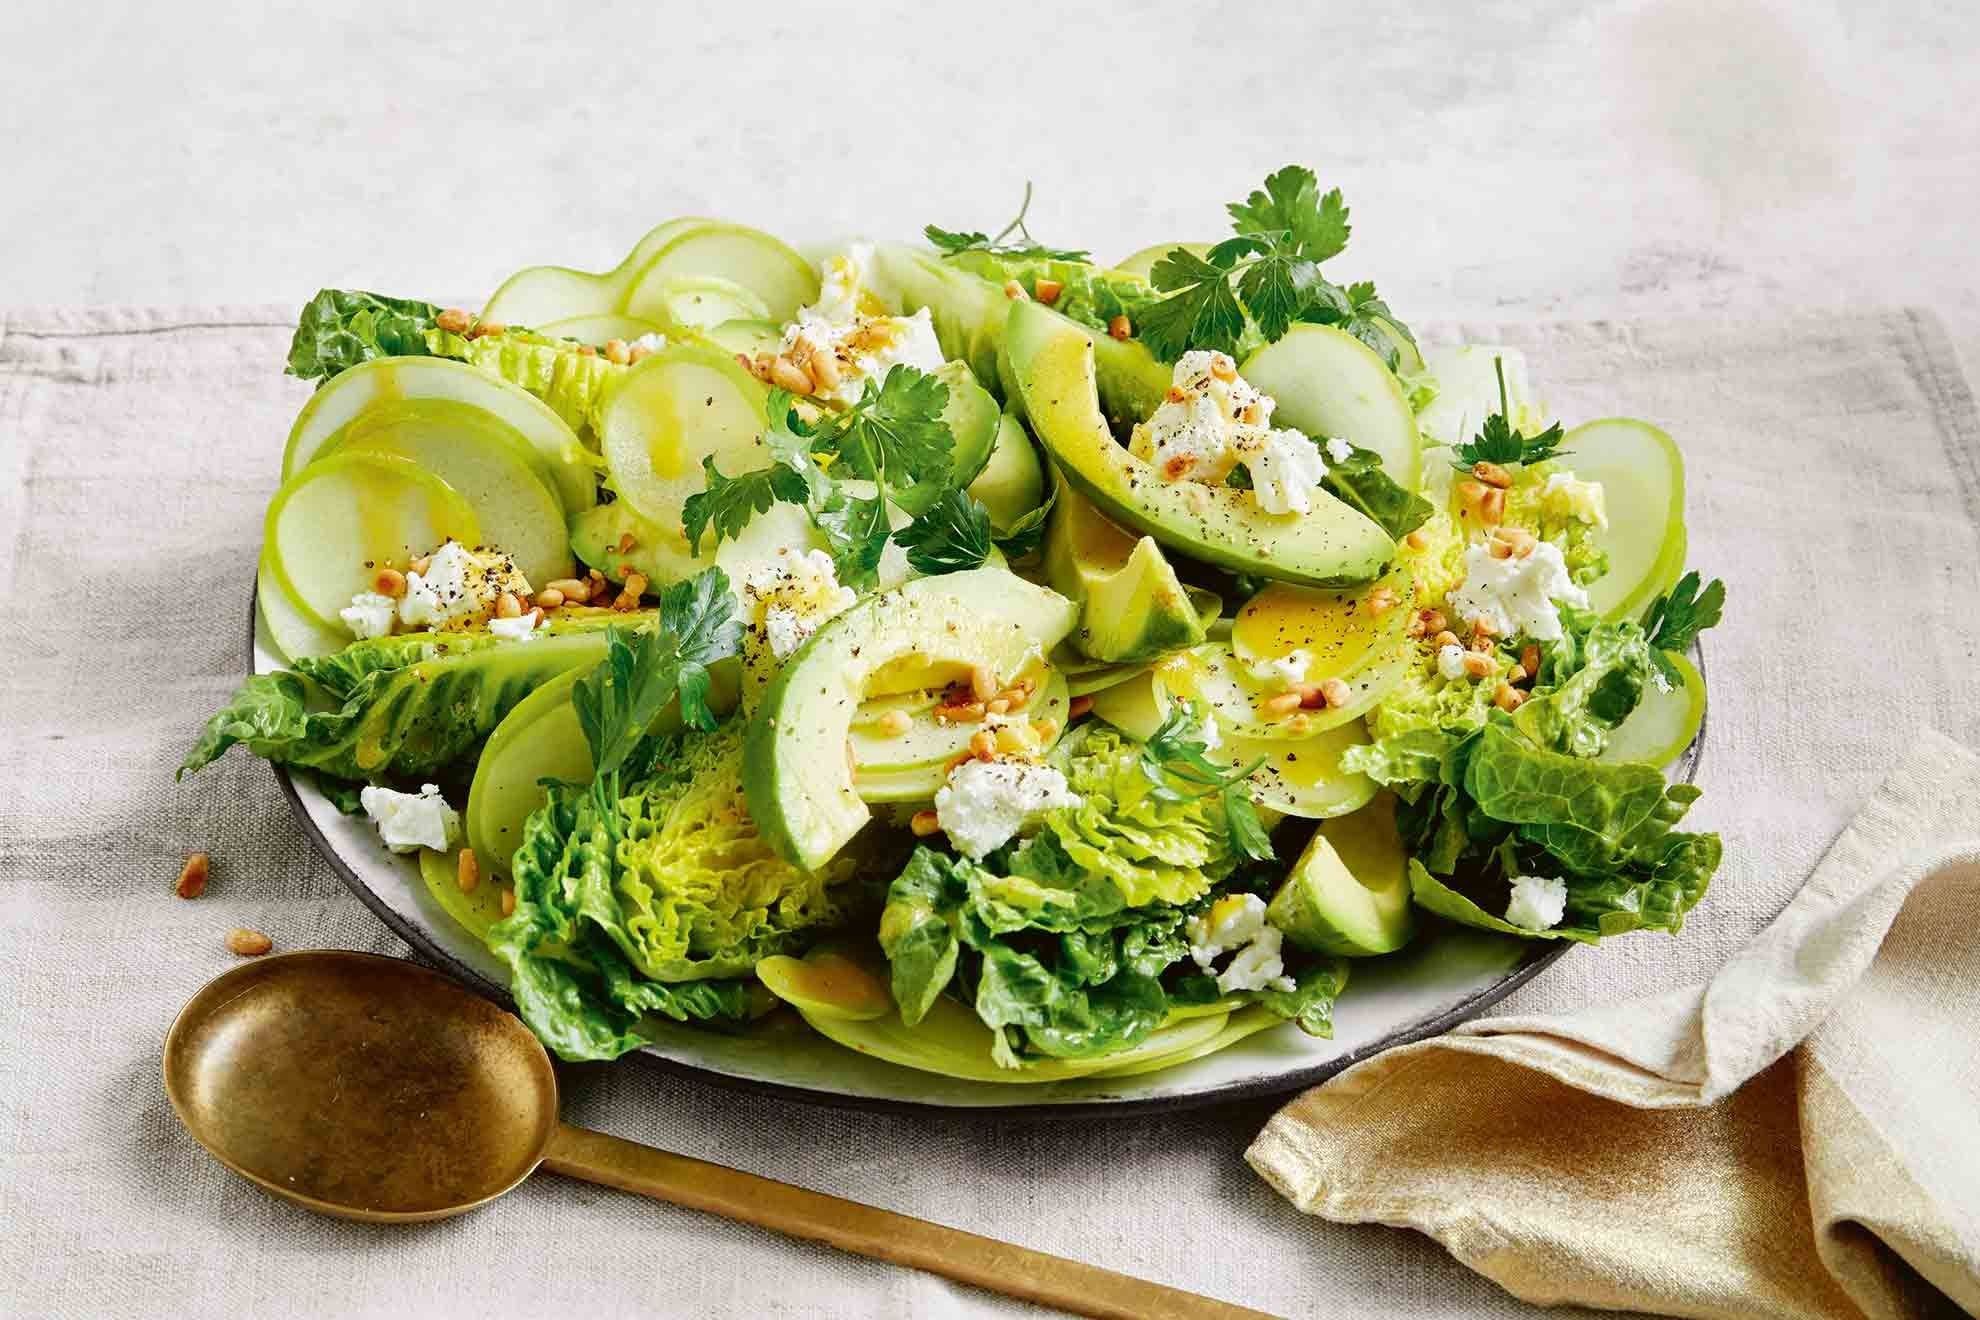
xmin=255 ymin=594 xmax=1704 ymax=1115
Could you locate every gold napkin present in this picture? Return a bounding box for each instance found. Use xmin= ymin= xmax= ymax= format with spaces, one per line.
xmin=1248 ymin=731 xmax=1980 ymax=1319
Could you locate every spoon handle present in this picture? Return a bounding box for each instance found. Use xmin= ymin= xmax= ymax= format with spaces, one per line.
xmin=543 ymin=1123 xmax=1273 ymax=1320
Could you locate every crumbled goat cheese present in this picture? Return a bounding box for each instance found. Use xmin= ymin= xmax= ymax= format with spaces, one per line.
xmin=933 ymin=759 xmax=1080 ymax=860
xmin=743 ymin=548 xmax=857 ymax=662
xmin=1448 ymin=539 xmax=1588 ymax=642
xmin=340 ymin=592 xmax=398 ymax=640
xmin=780 ymin=245 xmax=947 ymax=406
xmin=1504 ymin=874 xmax=1569 ymax=931
xmin=1542 ymin=472 xmax=1608 ymax=528
xmin=487 ymin=610 xmax=540 ymax=641
xmin=1436 ymin=643 xmax=1470 ymax=682
xmin=359 ymin=783 xmax=460 ymax=854
xmin=1187 ymin=893 xmax=1296 ymax=994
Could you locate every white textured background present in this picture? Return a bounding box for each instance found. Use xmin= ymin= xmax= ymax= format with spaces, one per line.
xmin=4 ymin=2 xmax=1976 ymax=1318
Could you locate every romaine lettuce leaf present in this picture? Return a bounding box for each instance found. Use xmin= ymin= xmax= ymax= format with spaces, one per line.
xmin=287 ymin=289 xmax=444 ymax=383
xmin=1043 ymin=725 xmax=1237 ymax=906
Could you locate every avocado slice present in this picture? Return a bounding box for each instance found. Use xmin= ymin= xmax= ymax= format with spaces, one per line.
xmin=1042 ymin=473 xmax=1206 ymax=663
xmin=744 ymin=568 xmax=1079 ymax=870
xmin=1003 ymin=299 xmax=1395 ymax=589
xmin=1267 ymin=793 xmax=1414 ymax=956
xmin=968 ymin=413 xmax=1046 ymax=530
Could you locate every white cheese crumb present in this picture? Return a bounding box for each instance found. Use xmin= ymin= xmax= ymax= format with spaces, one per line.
xmin=1542 ymin=472 xmax=1609 ymax=529
xmin=339 ymin=592 xmax=398 ymax=640
xmin=1504 ymin=874 xmax=1569 ymax=931
xmin=487 ymin=611 xmax=540 ymax=642
xmin=397 ymin=541 xmax=523 ymax=632
xmin=359 ymin=783 xmax=460 ymax=854
xmin=933 ymin=759 xmax=1080 ymax=860
xmin=1449 ymin=539 xmax=1589 ymax=642
xmin=744 ymin=548 xmax=857 ymax=662
xmin=1129 ymin=354 xmax=1335 ymax=514
xmin=1323 ymin=435 xmax=1354 ymax=465
xmin=1187 ymin=893 xmax=1296 ymax=994
xmin=781 ymin=245 xmax=947 ymax=405
xmin=1436 ymin=643 xmax=1470 ymax=682
xmin=1238 ymin=428 xmax=1330 ymax=515
xmin=1251 ymin=650 xmax=1314 ymax=690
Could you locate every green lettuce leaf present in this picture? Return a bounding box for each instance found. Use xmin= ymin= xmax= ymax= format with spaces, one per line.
xmin=1255 ymin=959 xmax=1348 ymax=1037
xmin=1043 ymin=725 xmax=1237 ymax=906
xmin=287 ymin=289 xmax=442 ymax=383
xmin=456 ymin=331 xmax=623 ymax=436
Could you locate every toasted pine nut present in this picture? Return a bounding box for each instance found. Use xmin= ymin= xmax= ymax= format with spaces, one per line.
xmin=628 ymin=345 xmax=653 ymax=364
xmin=604 ymin=338 xmax=632 ymax=365
xmin=968 ymin=665 xmax=998 ymax=702
xmin=467 ymin=319 xmax=506 ymax=340
xmin=1299 ymin=683 xmax=1326 ymax=709
xmin=622 ymin=572 xmax=649 ymax=599
xmin=1521 ymin=644 xmax=1542 ymax=676
xmin=1472 ymin=460 xmax=1513 ymax=489
xmin=1367 ymin=586 xmax=1398 ymax=615
xmin=1237 ymin=401 xmax=1268 ymax=425
xmin=456 ymin=848 xmax=480 ymax=894
xmin=1462 ymin=652 xmax=1496 ymax=680
xmin=1208 ymin=353 xmax=1237 ymax=382
xmin=373 ymin=568 xmax=407 ymax=598
xmin=1320 ymin=677 xmax=1353 ymax=708
xmin=1405 ymin=615 xmax=1427 ymax=639
xmin=435 ymin=308 xmax=472 ymax=334
xmin=994 ymin=725 xmax=1029 ymax=757
xmin=1420 ymin=609 xmax=1447 ymax=634
xmin=969 ymin=729 xmax=998 ymax=761
xmin=1286 ymin=713 xmax=1312 ymax=734
xmin=933 ymin=700 xmax=987 ymax=723
xmin=810 ymin=349 xmax=842 ymax=391
xmin=1033 ymin=278 xmax=1063 ymax=305
xmin=1108 ymin=315 xmax=1132 ymax=341
xmin=1495 ymin=526 xmax=1536 ymax=555
xmin=1031 ymin=717 xmax=1061 ymax=744
xmin=1457 ymin=480 xmax=1487 ymax=510
xmin=410 ymin=555 xmax=432 ymax=576
xmin=226 ymin=928 xmax=272 ymax=957
xmin=769 ymin=356 xmax=813 ymax=394
xmin=1432 ymin=630 xmax=1461 ymax=650
xmin=1494 ymin=682 xmax=1527 ymax=712
xmin=500 ymin=887 xmax=517 ymax=916
xmin=876 ymin=709 xmax=913 ymax=737
xmin=1404 ymin=529 xmax=1430 ymax=550
xmin=1471 ymin=614 xmax=1497 ymax=639
xmin=985 ymin=697 xmax=1011 ymax=716
xmin=1506 ymin=664 xmax=1528 ymax=684
xmin=1480 ymin=488 xmax=1507 ymax=526
xmin=1488 ymin=538 xmax=1514 ymax=560
xmin=1003 ymin=279 xmax=1027 ymax=301
xmin=1068 ymin=694 xmax=1094 ymax=719
xmin=175 ymin=852 xmax=210 ymax=899
xmin=534 ymin=588 xmax=565 ymax=610
xmin=547 ymin=577 xmax=589 ymax=602
xmin=1165 ymin=385 xmax=1189 ymax=404
xmin=910 ymin=810 xmax=941 ymax=837
xmin=1262 ymin=691 xmax=1303 ymax=718
xmin=494 ymin=592 xmax=522 ymax=619
xmin=578 ymin=344 xmax=598 ymax=357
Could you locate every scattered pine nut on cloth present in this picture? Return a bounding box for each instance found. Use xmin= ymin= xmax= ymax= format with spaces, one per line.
xmin=1248 ymin=731 xmax=1980 ymax=1319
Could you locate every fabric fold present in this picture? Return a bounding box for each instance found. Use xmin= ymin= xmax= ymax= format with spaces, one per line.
xmin=1248 ymin=731 xmax=1980 ymax=1318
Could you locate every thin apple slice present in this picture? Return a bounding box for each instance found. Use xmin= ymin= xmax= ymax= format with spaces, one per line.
xmin=1557 ymin=418 xmax=1687 ymax=619
xmin=481 ymin=218 xmax=709 ymax=325
xmin=621 ymin=222 xmax=818 ymax=326
xmin=265 ymin=451 xmax=480 ymax=632
xmin=1240 ymin=324 xmax=1421 ymax=489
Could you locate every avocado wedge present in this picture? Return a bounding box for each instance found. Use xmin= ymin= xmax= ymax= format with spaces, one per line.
xmin=744 ymin=568 xmax=1079 ymax=870
xmin=1042 ymin=473 xmax=1206 ymax=663
xmin=1003 ymin=300 xmax=1395 ymax=588
xmin=1267 ymin=793 xmax=1414 ymax=956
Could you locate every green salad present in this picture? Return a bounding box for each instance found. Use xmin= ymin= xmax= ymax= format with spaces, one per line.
xmin=184 ymin=167 xmax=1726 ymax=1079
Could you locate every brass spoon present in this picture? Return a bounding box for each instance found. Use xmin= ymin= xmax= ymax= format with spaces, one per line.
xmin=163 ymin=950 xmax=1273 ymax=1320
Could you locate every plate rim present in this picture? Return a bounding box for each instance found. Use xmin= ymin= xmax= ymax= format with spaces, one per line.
xmin=254 ymin=589 xmax=1705 ymax=1118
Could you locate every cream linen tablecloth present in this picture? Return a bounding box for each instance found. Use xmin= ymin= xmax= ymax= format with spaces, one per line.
xmin=2 ymin=304 xmax=1976 ymax=1319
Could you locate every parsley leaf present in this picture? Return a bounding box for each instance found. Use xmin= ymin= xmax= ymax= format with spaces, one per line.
xmin=681 ymin=458 xmax=809 ymax=555
xmin=814 ymin=488 xmax=893 ymax=593
xmin=991 ymin=485 xmax=1057 ymax=561
xmin=1137 ymin=247 xmax=1248 ymax=360
xmin=1449 ymin=357 xmax=1571 ymax=470
xmin=1321 ymin=444 xmax=1434 ymax=541
xmin=826 ymin=365 xmax=953 ymax=509
xmin=762 ymin=388 xmax=835 ymax=508
xmin=892 ymin=486 xmax=992 ymax=576
xmin=924 ymin=183 xmax=1089 ymax=263
xmin=1298 ymin=279 xmax=1413 ymax=368
xmin=1137 ymin=699 xmax=1275 ymax=863
xmin=1640 ymin=572 xmax=1726 ymax=686
xmin=571 ymin=567 xmax=742 ymax=778
xmin=1227 ymin=165 xmax=1351 ymax=263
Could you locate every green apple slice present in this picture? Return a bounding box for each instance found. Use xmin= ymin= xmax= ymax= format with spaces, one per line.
xmin=1240 ymin=324 xmax=1422 ymax=489
xmin=255 ymin=549 xmax=345 ymax=663
xmin=327 ymin=399 xmax=574 ymax=588
xmin=481 ymin=217 xmax=710 ymax=325
xmin=597 ymin=342 xmax=769 ymax=547
xmin=535 ymin=313 xmax=666 ymax=345
xmin=265 ymin=450 xmax=480 ymax=632
xmin=1599 ymin=649 xmax=1706 ymax=768
xmin=622 ymin=222 xmax=818 ymax=327
xmin=756 ymin=950 xmax=894 ymax=1022
xmin=850 ymin=668 xmax=1070 ymax=802
xmin=1110 ymin=241 xmax=1211 ymax=281
xmin=283 ymin=356 xmax=594 ymax=514
xmin=641 ymin=275 xmax=772 ymax=331
xmin=1557 ymin=417 xmax=1687 ymax=618
xmin=1219 ymin=720 xmax=1377 ymax=820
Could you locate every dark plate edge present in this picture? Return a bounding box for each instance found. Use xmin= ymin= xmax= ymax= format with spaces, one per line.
xmin=255 ymin=590 xmax=1704 ymax=1120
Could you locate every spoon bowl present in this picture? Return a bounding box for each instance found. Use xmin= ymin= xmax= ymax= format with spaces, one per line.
xmin=162 ymin=949 xmax=1269 ymax=1318
xmin=163 ymin=949 xmax=558 ymax=1221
